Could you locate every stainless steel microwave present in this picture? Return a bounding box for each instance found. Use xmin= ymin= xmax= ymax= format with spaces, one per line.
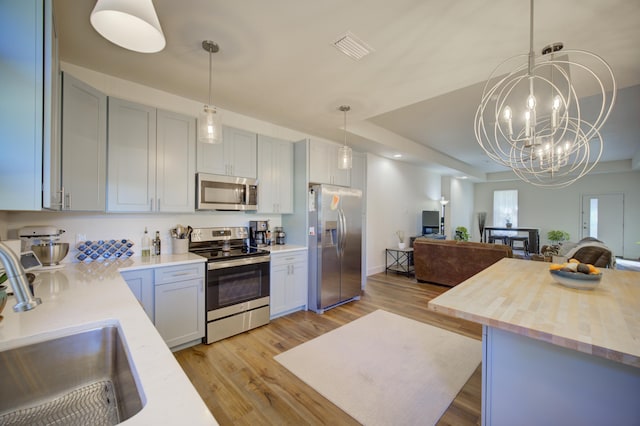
xmin=196 ymin=173 xmax=258 ymax=211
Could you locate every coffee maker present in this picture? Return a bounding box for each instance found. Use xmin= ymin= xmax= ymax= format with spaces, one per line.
xmin=274 ymin=227 xmax=286 ymax=245
xmin=249 ymin=220 xmax=269 ymax=247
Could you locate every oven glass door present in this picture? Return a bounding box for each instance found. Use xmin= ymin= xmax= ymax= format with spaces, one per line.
xmin=207 ymin=260 xmax=270 ymax=310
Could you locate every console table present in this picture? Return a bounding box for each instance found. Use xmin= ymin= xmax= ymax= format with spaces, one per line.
xmin=483 ymin=226 xmax=540 ymax=254
xmin=385 ymin=247 xmax=414 ymax=277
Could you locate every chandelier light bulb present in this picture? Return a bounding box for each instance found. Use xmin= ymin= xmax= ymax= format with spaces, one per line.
xmin=503 ymin=106 xmax=512 ymax=120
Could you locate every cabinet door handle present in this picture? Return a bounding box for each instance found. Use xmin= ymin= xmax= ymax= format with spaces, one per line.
xmin=65 ymin=192 xmax=71 ymax=210
xmin=157 ymin=198 xmax=160 ymax=211
xmin=55 ymin=187 xmax=64 ymax=209
xmin=150 ymin=198 xmax=154 ymax=211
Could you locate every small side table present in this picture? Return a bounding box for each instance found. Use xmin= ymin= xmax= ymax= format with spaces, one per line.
xmin=385 ymin=247 xmax=414 ymax=277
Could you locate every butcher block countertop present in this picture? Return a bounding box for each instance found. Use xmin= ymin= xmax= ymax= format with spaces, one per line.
xmin=428 ymin=258 xmax=640 ymax=368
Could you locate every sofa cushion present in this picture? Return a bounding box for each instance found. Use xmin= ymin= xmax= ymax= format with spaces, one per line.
xmin=413 ymin=238 xmax=512 ymax=287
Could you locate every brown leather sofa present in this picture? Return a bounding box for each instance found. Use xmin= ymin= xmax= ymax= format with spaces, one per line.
xmin=413 ymin=238 xmax=513 ymax=287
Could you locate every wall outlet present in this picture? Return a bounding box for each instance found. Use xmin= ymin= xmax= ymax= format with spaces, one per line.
xmin=76 ymin=233 xmax=87 ymax=244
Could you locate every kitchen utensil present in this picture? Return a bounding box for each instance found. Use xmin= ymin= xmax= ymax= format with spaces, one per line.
xmin=31 ymin=242 xmax=69 ymax=266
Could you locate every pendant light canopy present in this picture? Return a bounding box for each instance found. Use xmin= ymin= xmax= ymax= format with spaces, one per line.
xmin=474 ymin=0 xmax=616 ymax=188
xmin=198 ymin=40 xmax=222 ymax=144
xmin=90 ymin=0 xmax=166 ymax=53
xmin=338 ymin=105 xmax=353 ymax=170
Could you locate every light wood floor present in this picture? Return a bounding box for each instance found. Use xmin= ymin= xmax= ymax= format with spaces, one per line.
xmin=175 ymin=272 xmax=483 ymax=425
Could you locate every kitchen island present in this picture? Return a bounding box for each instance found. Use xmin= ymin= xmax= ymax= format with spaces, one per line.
xmin=0 ymin=254 xmax=217 ymax=425
xmin=428 ymin=258 xmax=640 ymax=426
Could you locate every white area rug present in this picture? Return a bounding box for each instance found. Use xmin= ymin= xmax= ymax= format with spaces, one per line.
xmin=275 ymin=309 xmax=481 ymax=426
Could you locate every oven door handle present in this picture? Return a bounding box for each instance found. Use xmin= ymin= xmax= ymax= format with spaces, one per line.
xmin=207 ymin=255 xmax=270 ymax=270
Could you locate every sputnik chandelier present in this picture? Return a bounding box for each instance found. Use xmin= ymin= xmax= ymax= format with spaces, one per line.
xmin=474 ymin=0 xmax=616 ymax=188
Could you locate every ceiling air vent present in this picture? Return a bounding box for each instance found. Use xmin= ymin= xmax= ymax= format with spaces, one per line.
xmin=332 ymin=31 xmax=374 ymax=61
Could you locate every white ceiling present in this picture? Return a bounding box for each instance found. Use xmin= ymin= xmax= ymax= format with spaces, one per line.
xmin=54 ymin=0 xmax=640 ymax=179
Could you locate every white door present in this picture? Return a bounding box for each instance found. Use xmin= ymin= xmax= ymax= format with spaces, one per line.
xmin=581 ymin=193 xmax=624 ymax=257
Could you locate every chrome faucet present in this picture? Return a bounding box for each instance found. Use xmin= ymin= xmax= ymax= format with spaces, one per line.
xmin=0 ymin=241 xmax=41 ymax=311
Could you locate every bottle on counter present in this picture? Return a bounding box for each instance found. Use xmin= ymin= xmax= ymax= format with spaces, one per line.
xmin=154 ymin=231 xmax=161 ymax=256
xmin=142 ymin=227 xmax=151 ymax=257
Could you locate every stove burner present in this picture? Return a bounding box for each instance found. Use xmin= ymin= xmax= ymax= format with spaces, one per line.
xmin=188 ymin=226 xmax=269 ymax=262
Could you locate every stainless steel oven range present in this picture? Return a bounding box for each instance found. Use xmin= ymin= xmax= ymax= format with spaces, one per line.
xmin=189 ymin=226 xmax=270 ymax=344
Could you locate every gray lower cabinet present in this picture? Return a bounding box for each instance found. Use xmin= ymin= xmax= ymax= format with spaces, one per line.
xmin=270 ymin=250 xmax=308 ymax=319
xmin=60 ymin=72 xmax=107 ymax=211
xmin=121 ymin=262 xmax=205 ymax=350
xmin=120 ymin=269 xmax=154 ymax=322
xmin=154 ymin=263 xmax=205 ymax=349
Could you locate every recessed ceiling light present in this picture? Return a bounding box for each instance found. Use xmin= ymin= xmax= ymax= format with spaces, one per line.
xmin=393 ymin=154 xmax=402 ymax=158
xmin=332 ymin=31 xmax=374 ymax=61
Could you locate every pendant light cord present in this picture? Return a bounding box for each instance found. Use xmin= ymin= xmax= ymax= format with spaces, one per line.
xmin=208 ymin=49 xmax=212 ymax=106
xmin=343 ymin=109 xmax=347 ymax=145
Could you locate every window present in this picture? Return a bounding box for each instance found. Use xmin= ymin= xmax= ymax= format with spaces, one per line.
xmin=493 ymin=190 xmax=518 ymax=227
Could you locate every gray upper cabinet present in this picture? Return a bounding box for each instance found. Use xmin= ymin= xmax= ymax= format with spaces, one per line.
xmin=257 ymin=135 xmax=293 ymax=214
xmin=308 ymin=139 xmax=350 ymax=187
xmin=197 ymin=125 xmax=257 ymax=178
xmin=107 ymin=98 xmax=196 ymax=213
xmin=60 ymin=73 xmax=107 ymax=211
xmin=155 ymin=109 xmax=196 ymax=212
xmin=107 ymin=98 xmax=157 ymax=212
xmin=42 ymin=1 xmax=60 ymax=210
xmin=0 ymin=0 xmax=56 ymax=210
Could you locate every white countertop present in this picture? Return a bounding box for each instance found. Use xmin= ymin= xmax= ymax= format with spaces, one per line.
xmin=264 ymin=244 xmax=307 ymax=253
xmin=0 ymin=254 xmax=217 ymax=425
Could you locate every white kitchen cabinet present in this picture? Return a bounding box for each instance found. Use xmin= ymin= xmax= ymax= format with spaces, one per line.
xmin=257 ymin=135 xmax=293 ymax=213
xmin=270 ymin=250 xmax=308 ymax=319
xmin=120 ymin=269 xmax=154 ymax=322
xmin=156 ymin=109 xmax=196 ymax=212
xmin=197 ymin=125 xmax=257 ymax=178
xmin=154 ymin=263 xmax=205 ymax=350
xmin=60 ymin=72 xmax=107 ymax=211
xmin=309 ymin=139 xmax=350 ymax=187
xmin=107 ymin=98 xmax=195 ymax=213
xmin=42 ymin=1 xmax=60 ymax=210
xmin=0 ymin=0 xmax=56 ymax=210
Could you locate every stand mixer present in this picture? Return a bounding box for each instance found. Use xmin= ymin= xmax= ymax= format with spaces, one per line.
xmin=18 ymin=226 xmax=68 ymax=267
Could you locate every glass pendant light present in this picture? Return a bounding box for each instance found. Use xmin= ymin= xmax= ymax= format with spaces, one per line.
xmin=90 ymin=0 xmax=166 ymax=53
xmin=198 ymin=40 xmax=222 ymax=144
xmin=338 ymin=105 xmax=353 ymax=170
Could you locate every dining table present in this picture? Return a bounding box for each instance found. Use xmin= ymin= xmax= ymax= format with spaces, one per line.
xmin=482 ymin=226 xmax=540 ymax=254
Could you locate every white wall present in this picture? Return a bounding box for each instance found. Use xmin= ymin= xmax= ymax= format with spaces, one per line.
xmin=448 ymin=178 xmax=475 ymax=240
xmin=474 ymin=170 xmax=640 ymax=259
xmin=366 ymin=154 xmax=441 ymax=275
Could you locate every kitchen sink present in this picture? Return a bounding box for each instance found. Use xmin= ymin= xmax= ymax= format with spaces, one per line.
xmin=0 ymin=325 xmax=144 ymax=425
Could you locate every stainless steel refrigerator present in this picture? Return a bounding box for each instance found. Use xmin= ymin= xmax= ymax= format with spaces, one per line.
xmin=308 ymin=184 xmax=362 ymax=313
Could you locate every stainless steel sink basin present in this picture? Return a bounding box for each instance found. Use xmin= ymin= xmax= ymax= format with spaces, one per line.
xmin=0 ymin=325 xmax=144 ymax=425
